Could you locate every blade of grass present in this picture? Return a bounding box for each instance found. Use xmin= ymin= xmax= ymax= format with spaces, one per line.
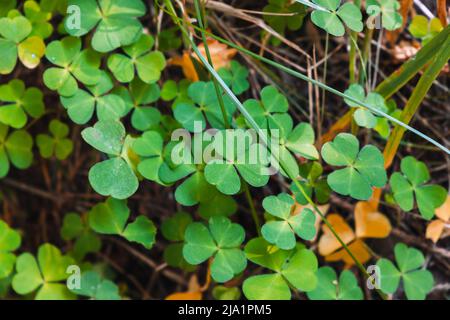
xmin=170 ymin=17 xmax=450 ymax=154
xmin=164 ymin=0 xmax=387 ymax=299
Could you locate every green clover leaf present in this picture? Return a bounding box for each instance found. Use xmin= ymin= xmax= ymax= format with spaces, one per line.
xmin=204 ymin=131 xmax=270 ymax=195
xmin=119 ymin=79 xmax=161 ymax=131
xmin=0 ymin=15 xmax=46 ymax=74
xmin=0 ymin=79 xmax=44 ymax=128
xmin=88 ymin=197 xmax=156 ymax=249
xmin=44 ymin=36 xmax=101 ymax=97
xmin=409 ymin=15 xmax=443 ymax=45
xmin=292 ymin=161 xmax=331 ymax=205
xmin=36 ymin=119 xmax=73 ymax=160
xmin=261 ymin=193 xmax=316 ymax=249
xmin=0 ymin=124 xmax=33 ymax=178
xmin=218 ymin=61 xmax=250 ymax=95
xmin=321 ymin=133 xmax=387 ymax=200
xmin=61 ymin=71 xmax=126 ymax=124
xmin=161 ymin=212 xmax=196 ymax=271
xmin=65 ymin=0 xmax=146 ymax=53
xmin=107 ymin=33 xmax=166 ymax=84
xmin=344 ymin=84 xmax=388 ymax=129
xmin=243 ymin=238 xmax=318 ymax=300
xmin=307 ymin=266 xmax=363 ymax=300
xmin=376 ymin=243 xmax=434 ymax=300
xmin=161 ymin=79 xmax=192 ymax=108
xmin=244 ymin=85 xmax=289 ymax=131
xmin=132 ymin=130 xmax=165 ymax=183
xmin=310 ymin=0 xmax=363 ymax=37
xmin=183 ymin=216 xmax=246 ymax=283
xmin=61 ymin=212 xmax=101 ymax=261
xmin=212 ymin=285 xmax=241 ymax=300
xmin=70 ymin=271 xmax=120 ymax=300
xmin=23 ymin=0 xmax=53 ymax=39
xmin=81 ymin=120 xmax=139 ymax=199
xmin=0 ymin=220 xmax=21 ymax=279
xmin=390 ymin=156 xmax=447 ymax=219
xmin=263 ymin=0 xmax=306 ymax=45
xmin=12 ymin=243 xmax=75 ymax=300
xmin=174 ymin=81 xmax=236 ymax=132
xmin=366 ymin=0 xmax=402 ymax=31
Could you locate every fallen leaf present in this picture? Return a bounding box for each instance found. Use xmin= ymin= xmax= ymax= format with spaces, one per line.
xmin=355 ymin=201 xmax=391 ymax=238
xmin=165 ymin=275 xmax=203 ymax=300
xmin=391 ymin=40 xmax=421 ymax=62
xmin=318 ymin=214 xmax=355 ymax=256
xmin=168 ymin=39 xmax=237 ymax=82
xmin=426 ymin=195 xmax=450 ymax=243
xmin=325 ymin=239 xmax=371 ymax=268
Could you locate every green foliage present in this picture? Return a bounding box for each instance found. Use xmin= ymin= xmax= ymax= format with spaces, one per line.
xmin=61 ymin=213 xmax=101 ymax=261
xmin=161 ymin=212 xmax=196 ymax=271
xmin=61 ymin=71 xmax=126 ymax=124
xmin=218 ymin=61 xmax=250 ymax=95
xmin=261 ymin=193 xmax=316 ymax=249
xmin=157 ymin=27 xmax=182 ymax=52
xmin=183 ymin=216 xmax=246 ymax=282
xmin=243 ymin=238 xmax=318 ymax=300
xmin=263 ymin=0 xmax=306 ymax=45
xmin=0 ymin=124 xmax=33 ymax=178
xmin=44 ymin=36 xmax=101 ymax=97
xmin=36 ymin=119 xmax=73 ymax=160
xmin=292 ymin=161 xmax=331 ymax=205
xmin=0 ymin=14 xmax=45 ymax=74
xmin=307 ymin=267 xmax=363 ymax=300
xmin=310 ymin=0 xmax=363 ymax=37
xmin=107 ymin=34 xmax=166 ymax=84
xmin=120 ymin=79 xmax=161 ymax=132
xmin=132 ymin=130 xmax=165 ymax=183
xmin=366 ymin=0 xmax=402 ymax=31
xmin=390 ymin=156 xmax=447 ymax=219
xmin=212 ymin=285 xmax=241 ymax=300
xmin=344 ymin=84 xmax=388 ymax=129
xmin=12 ymin=243 xmax=75 ymax=300
xmin=0 ymin=79 xmax=45 ymax=129
xmin=376 ymin=243 xmax=434 ymax=300
xmin=174 ymin=81 xmax=236 ymax=132
xmin=321 ymin=133 xmax=387 ymax=200
xmin=81 ymin=120 xmax=139 ymax=199
xmin=88 ymin=197 xmax=156 ymax=249
xmin=65 ymin=0 xmax=146 ymax=53
xmin=70 ymin=271 xmax=121 ymax=300
xmin=0 ymin=220 xmax=21 ymax=279
xmin=409 ymin=15 xmax=443 ymax=45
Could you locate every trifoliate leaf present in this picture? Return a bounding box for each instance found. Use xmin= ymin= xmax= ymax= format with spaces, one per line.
xmin=321 ymin=133 xmax=387 ymax=200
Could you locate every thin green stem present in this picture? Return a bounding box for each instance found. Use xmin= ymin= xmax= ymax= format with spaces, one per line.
xmin=243 ymin=183 xmax=261 ymax=236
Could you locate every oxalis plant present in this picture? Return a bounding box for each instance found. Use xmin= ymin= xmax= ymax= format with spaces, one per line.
xmin=0 ymin=0 xmax=448 ymax=302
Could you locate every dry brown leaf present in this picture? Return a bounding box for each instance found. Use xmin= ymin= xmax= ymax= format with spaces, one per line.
xmin=168 ymin=39 xmax=237 ymax=82
xmin=426 ymin=195 xmax=450 ymax=243
xmin=165 ymin=275 xmax=203 ymax=300
xmin=318 ymin=214 xmax=355 ymax=256
xmin=437 ymin=0 xmax=448 ymax=27
xmin=391 ymin=40 xmax=421 ymax=62
xmin=325 ymin=239 xmax=372 ymax=268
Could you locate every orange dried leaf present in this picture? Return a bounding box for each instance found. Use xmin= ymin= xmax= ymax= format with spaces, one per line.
xmin=426 ymin=220 xmax=446 ymax=243
xmin=196 ymin=39 xmax=237 ymax=69
xmin=168 ymin=40 xmax=237 ymax=82
xmin=169 ymin=53 xmax=199 ymax=82
xmin=354 ymin=201 xmax=392 ymax=239
xmin=318 ymin=214 xmax=355 ymax=256
xmin=165 ymin=291 xmax=202 ymax=300
xmin=435 ymin=195 xmax=450 ymax=222
xmin=325 ymin=239 xmax=372 ymax=268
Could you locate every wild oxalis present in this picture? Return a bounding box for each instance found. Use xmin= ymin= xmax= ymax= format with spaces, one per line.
xmin=0 ymin=0 xmax=448 ymax=301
